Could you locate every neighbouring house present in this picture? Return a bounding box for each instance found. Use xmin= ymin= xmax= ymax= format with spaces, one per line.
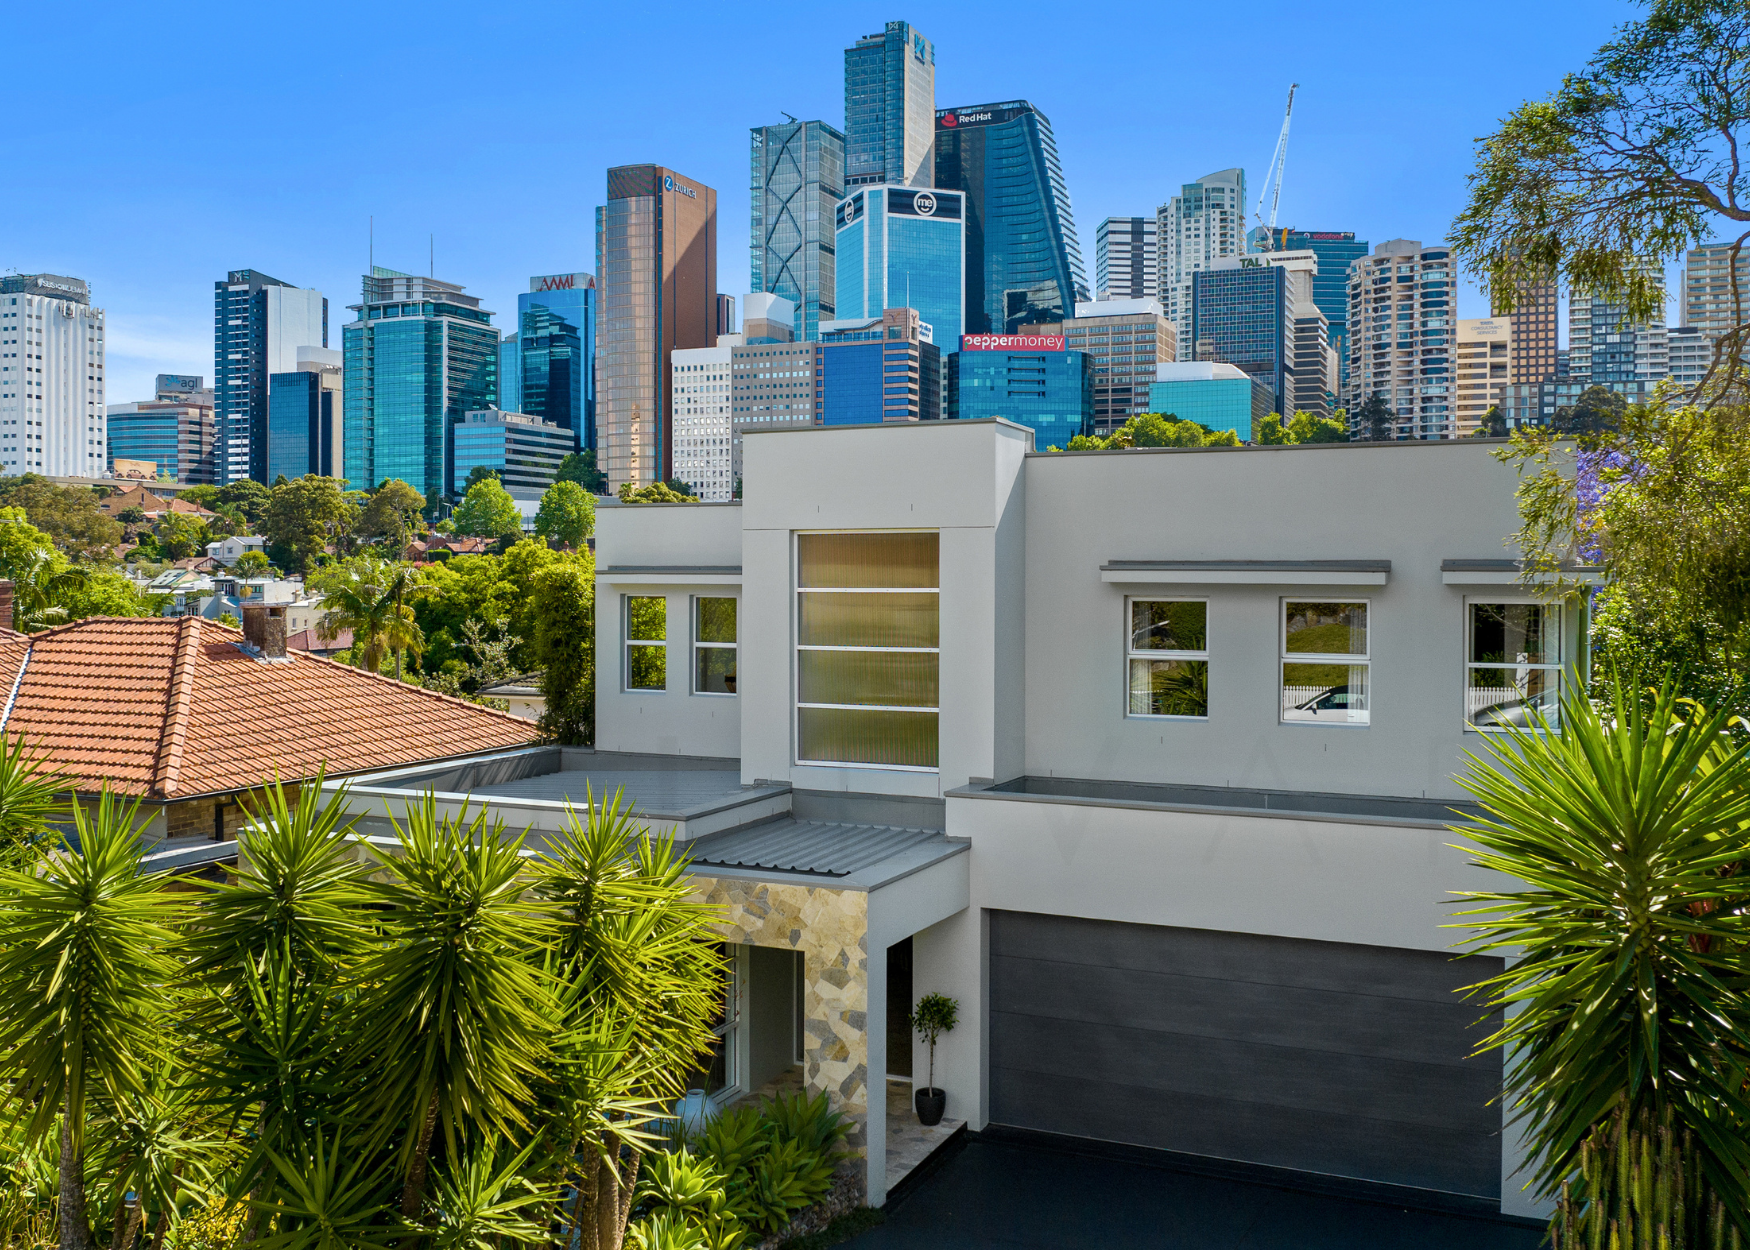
xmin=286 ymin=625 xmax=352 ymax=658
xmin=326 ymin=419 xmax=1579 ymax=1217
xmin=476 ymin=673 xmax=544 ymax=721
xmin=407 ymin=534 xmax=492 ymax=562
xmin=0 ymin=606 xmax=537 ymax=862
xmin=97 ymin=484 xmax=218 ymax=522
xmin=204 ymin=535 xmax=267 ymax=566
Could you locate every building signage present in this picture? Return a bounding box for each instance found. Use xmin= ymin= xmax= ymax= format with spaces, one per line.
xmin=888 ymin=188 xmax=961 ymax=220
xmin=961 ymin=334 xmax=1065 ymax=352
xmin=935 ymin=103 xmax=1029 ymax=130
xmin=531 ymin=272 xmax=594 ymax=293
xmin=836 ymin=193 xmax=864 ymax=230
xmin=662 ymin=174 xmax=698 ymax=200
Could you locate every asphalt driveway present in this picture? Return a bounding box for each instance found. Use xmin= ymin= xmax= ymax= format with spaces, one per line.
xmin=847 ymin=1133 xmax=1545 ymax=1250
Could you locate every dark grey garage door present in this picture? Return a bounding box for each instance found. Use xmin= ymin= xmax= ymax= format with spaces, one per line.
xmin=989 ymin=911 xmax=1504 ymax=1199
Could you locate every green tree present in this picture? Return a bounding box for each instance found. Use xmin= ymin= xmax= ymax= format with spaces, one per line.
xmin=0 ymin=509 xmax=92 ymax=631
xmin=1551 ymin=384 xmax=1626 ymax=437
xmin=530 ymin=559 xmax=595 ymax=745
xmin=1282 ymin=411 xmax=1347 ymax=444
xmin=1450 ymin=0 xmax=1750 ymax=388
xmin=260 ymin=476 xmax=358 ymax=574
xmin=357 ymin=479 xmax=427 ymax=552
xmin=535 ymin=480 xmax=596 ymax=550
xmin=154 ymin=512 xmax=208 ymax=561
xmin=232 ymin=549 xmax=271 ymax=577
xmin=1471 ymin=405 xmax=1509 ymax=438
xmin=311 ymin=555 xmax=427 ymax=677
xmin=555 ymin=450 xmax=608 ymax=495
xmin=1454 ymin=679 xmax=1750 ymax=1238
xmin=1353 ymin=394 xmax=1395 ymax=441
xmin=174 ymin=485 xmax=221 ymax=512
xmin=0 ymin=789 xmax=184 ymax=1250
xmin=6 ymin=482 xmax=122 ymax=562
xmin=453 ymin=477 xmax=524 ymax=540
xmin=617 ymin=482 xmax=698 ymax=503
xmin=463 ymin=465 xmax=501 ymax=495
xmin=215 ymin=479 xmax=273 ymax=525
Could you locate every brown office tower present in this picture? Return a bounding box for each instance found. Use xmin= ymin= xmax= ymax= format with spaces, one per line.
xmin=1495 ymin=278 xmax=1558 ymax=384
xmin=596 ymin=165 xmax=718 ymax=490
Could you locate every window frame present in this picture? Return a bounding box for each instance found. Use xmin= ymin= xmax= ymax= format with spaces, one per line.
xmin=622 ymin=593 xmax=668 ymax=693
xmin=1463 ymin=596 xmax=1563 ymax=734
xmin=1279 ymin=598 xmax=1372 ymax=727
xmin=692 ymin=594 xmax=738 ymax=697
xmin=1123 ymin=596 xmax=1210 ymax=721
xmin=792 ymin=528 xmax=940 ymax=774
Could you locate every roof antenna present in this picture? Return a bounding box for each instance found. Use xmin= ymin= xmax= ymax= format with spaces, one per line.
xmin=430 ymin=234 xmax=434 ymax=278
xmin=369 ymin=216 xmax=373 ymax=274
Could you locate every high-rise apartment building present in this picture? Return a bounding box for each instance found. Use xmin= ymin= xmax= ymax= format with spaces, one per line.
xmin=596 ymin=164 xmax=718 ymax=491
xmin=213 ymin=270 xmax=327 ymax=484
xmin=1569 ymin=262 xmax=1668 ymax=386
xmin=1344 ymin=240 xmax=1457 ymax=439
xmin=342 ymin=268 xmax=497 ymax=504
xmin=1667 ymin=324 xmax=1716 ymax=391
xmin=516 ymin=273 xmax=594 ymax=451
xmin=0 ymin=274 xmax=108 ymax=477
xmin=107 ymin=374 xmax=215 ymax=485
xmin=844 ymin=21 xmax=935 ymax=190
xmin=1494 ymin=278 xmax=1558 ymax=386
xmin=1680 ymin=242 xmax=1750 ymax=337
xmin=1095 ymin=218 xmax=1158 ymax=300
xmin=835 ymin=185 xmax=965 ymax=345
xmin=1020 ymin=299 xmax=1175 ymax=434
xmin=750 ymin=119 xmax=845 ymax=341
xmin=1158 ymin=169 xmax=1247 ymax=350
xmin=1251 ymin=228 xmax=1368 ymax=393
xmin=672 ymin=344 xmax=735 ymax=501
xmin=1453 ymin=318 xmax=1511 ymax=433
xmin=933 ymin=101 xmax=1089 ymax=334
xmin=267 ymin=347 xmax=344 ymax=482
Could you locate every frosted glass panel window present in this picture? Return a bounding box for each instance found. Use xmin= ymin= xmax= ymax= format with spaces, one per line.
xmin=1281 ymin=601 xmax=1369 ymax=724
xmin=1467 ymin=601 xmax=1561 ymax=731
xmin=1127 ymin=599 xmax=1208 ymax=718
xmin=625 ymin=596 xmax=667 ymax=691
xmin=796 ymin=532 xmax=938 ymax=769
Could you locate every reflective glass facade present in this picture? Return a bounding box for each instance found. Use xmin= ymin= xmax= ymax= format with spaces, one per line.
xmin=498 ymin=333 xmax=521 ymax=414
xmin=1191 ymin=265 xmax=1290 ymax=414
xmin=342 ymin=267 xmax=497 ymax=500
xmin=1250 ymin=228 xmax=1368 ymax=392
xmin=948 ymin=341 xmax=1092 ymax=451
xmin=751 ymin=121 xmax=845 ymax=342
xmin=844 ymin=21 xmax=935 ymax=190
xmin=107 ymin=401 xmax=215 ymax=484
xmin=818 ymin=309 xmax=941 ymax=424
xmin=517 ymin=279 xmax=593 ymax=450
xmin=1146 ymin=375 xmax=1268 ymax=440
xmin=933 ymin=101 xmax=1089 ymax=334
xmin=213 ymin=270 xmax=327 ymax=484
xmin=450 ymin=410 xmax=574 ymax=498
xmin=834 ymin=187 xmax=965 ymax=344
xmin=266 ymin=371 xmax=340 ymax=481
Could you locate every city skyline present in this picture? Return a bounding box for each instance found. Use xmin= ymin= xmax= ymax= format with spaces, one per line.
xmin=14 ymin=1 xmax=1646 ymax=411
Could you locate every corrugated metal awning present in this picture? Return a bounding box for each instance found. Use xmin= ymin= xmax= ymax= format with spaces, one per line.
xmin=686 ymin=818 xmax=945 ymax=878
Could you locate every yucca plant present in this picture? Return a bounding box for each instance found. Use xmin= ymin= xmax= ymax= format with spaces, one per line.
xmin=1453 ymin=675 xmax=1750 ymax=1236
xmin=0 ymin=732 xmax=70 ymax=870
xmin=0 ymin=787 xmax=185 ymax=1250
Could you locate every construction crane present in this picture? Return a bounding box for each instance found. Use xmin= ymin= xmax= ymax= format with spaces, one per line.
xmin=1253 ymin=84 xmax=1299 ymax=252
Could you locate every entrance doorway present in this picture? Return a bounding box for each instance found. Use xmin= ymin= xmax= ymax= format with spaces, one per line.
xmin=887 ymin=936 xmax=913 ymax=1079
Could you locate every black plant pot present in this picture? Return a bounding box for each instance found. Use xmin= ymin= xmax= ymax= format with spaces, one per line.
xmin=915 ymin=1086 xmax=946 ymax=1126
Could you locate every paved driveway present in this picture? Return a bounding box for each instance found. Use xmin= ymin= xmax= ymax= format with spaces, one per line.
xmin=849 ymin=1135 xmax=1544 ymax=1250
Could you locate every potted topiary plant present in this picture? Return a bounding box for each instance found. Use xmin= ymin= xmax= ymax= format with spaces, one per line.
xmin=910 ymin=991 xmax=959 ymax=1126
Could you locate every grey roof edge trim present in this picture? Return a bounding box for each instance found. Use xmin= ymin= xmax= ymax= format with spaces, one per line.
xmin=335 ymin=780 xmax=791 ymax=823
xmin=742 ymin=417 xmax=1031 ymax=436
xmin=1441 ymin=558 xmax=1603 ymax=573
xmin=600 ymin=565 xmax=744 ymax=575
xmin=686 ymin=837 xmax=968 ymax=893
xmin=1103 ymin=559 xmax=1392 ymax=573
xmin=141 ymin=840 xmax=240 ymax=872
xmin=943 ymin=784 xmax=1478 ymax=830
xmin=597 ymin=499 xmax=743 ymax=509
xmin=1029 ymin=438 xmax=1520 ymax=459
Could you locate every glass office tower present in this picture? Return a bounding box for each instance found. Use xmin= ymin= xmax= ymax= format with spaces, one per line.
xmin=834 ymin=186 xmax=965 ymax=344
xmin=517 ymin=272 xmax=594 ymax=451
xmin=1250 ymin=227 xmax=1368 ymax=392
xmin=750 ymin=120 xmax=846 ymax=342
xmin=1191 ymin=262 xmax=1292 ymax=414
xmin=844 ymin=21 xmax=935 ymax=189
xmin=342 ymin=267 xmax=497 ymax=504
xmin=213 ymin=269 xmax=327 ymax=484
xmin=498 ymin=334 xmax=521 ymax=414
xmin=933 ymin=101 xmax=1089 ymax=334
xmin=267 ymin=349 xmax=343 ymax=482
xmin=948 ymin=333 xmax=1093 ymax=451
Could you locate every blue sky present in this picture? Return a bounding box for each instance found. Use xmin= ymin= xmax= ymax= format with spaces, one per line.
xmin=13 ymin=0 xmax=1641 ymax=406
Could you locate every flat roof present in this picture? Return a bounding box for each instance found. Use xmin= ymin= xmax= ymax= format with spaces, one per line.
xmin=955 ymin=776 xmax=1485 ymax=829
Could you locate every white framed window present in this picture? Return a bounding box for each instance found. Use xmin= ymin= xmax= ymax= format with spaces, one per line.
xmin=1281 ymin=600 xmax=1370 ymax=725
xmin=1126 ymin=598 xmax=1208 ymax=718
xmin=689 ymin=942 xmax=749 ymax=1106
xmin=794 ymin=531 xmax=939 ymax=771
xmin=1466 ymin=599 xmax=1561 ymax=731
xmin=624 ymin=595 xmax=667 ymax=691
xmin=693 ymin=596 xmax=737 ymax=695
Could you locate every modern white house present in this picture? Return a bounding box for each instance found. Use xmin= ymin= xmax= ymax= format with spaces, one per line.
xmin=332 ymin=419 xmax=1575 ymax=1220
xmin=204 ymin=534 xmax=267 ymax=566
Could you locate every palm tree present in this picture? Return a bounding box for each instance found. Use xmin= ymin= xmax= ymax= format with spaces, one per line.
xmin=0 ymin=788 xmax=184 ymax=1250
xmin=5 ymin=547 xmax=89 ymax=632
xmin=1453 ymin=677 xmax=1750 ymax=1238
xmin=315 ymin=556 xmax=425 ymax=676
xmin=354 ymin=798 xmax=555 ymax=1221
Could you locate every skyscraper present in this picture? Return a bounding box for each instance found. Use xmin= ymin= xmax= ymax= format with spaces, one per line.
xmin=844 ymin=21 xmax=935 ymax=190
xmin=1191 ymin=259 xmax=1293 ymax=417
xmin=213 ymin=270 xmax=327 ymax=484
xmin=672 ymin=344 xmax=735 ymax=501
xmin=1454 ymin=317 xmax=1511 ymax=433
xmin=342 ymin=267 xmax=497 ymax=504
xmin=1680 ymin=242 xmax=1750 ymax=335
xmin=1250 ymin=228 xmax=1368 ymax=393
xmin=267 ymin=347 xmax=344 ymax=482
xmin=834 ymin=185 xmax=965 ymax=345
xmin=1096 ymin=218 xmax=1158 ymax=300
xmin=1019 ymin=299 xmax=1175 ymax=434
xmin=596 ymin=165 xmax=718 ymax=491
xmin=1494 ymin=278 xmax=1558 ymax=386
xmin=516 ymin=273 xmax=594 ymax=451
xmin=750 ymin=119 xmax=845 ymax=342
xmin=1568 ymin=263 xmax=1669 ymax=386
xmin=1158 ymin=169 xmax=1247 ymax=350
xmin=1343 ymin=240 xmax=1457 ymax=439
xmin=0 ymin=274 xmax=107 ymax=477
xmin=933 ymin=101 xmax=1089 ymax=333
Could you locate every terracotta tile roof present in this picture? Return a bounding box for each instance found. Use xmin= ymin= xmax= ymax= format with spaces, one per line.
xmin=286 ymin=626 xmax=352 ymax=653
xmin=98 ymin=486 xmax=217 ymax=520
xmin=0 ymin=617 xmax=537 ymax=799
